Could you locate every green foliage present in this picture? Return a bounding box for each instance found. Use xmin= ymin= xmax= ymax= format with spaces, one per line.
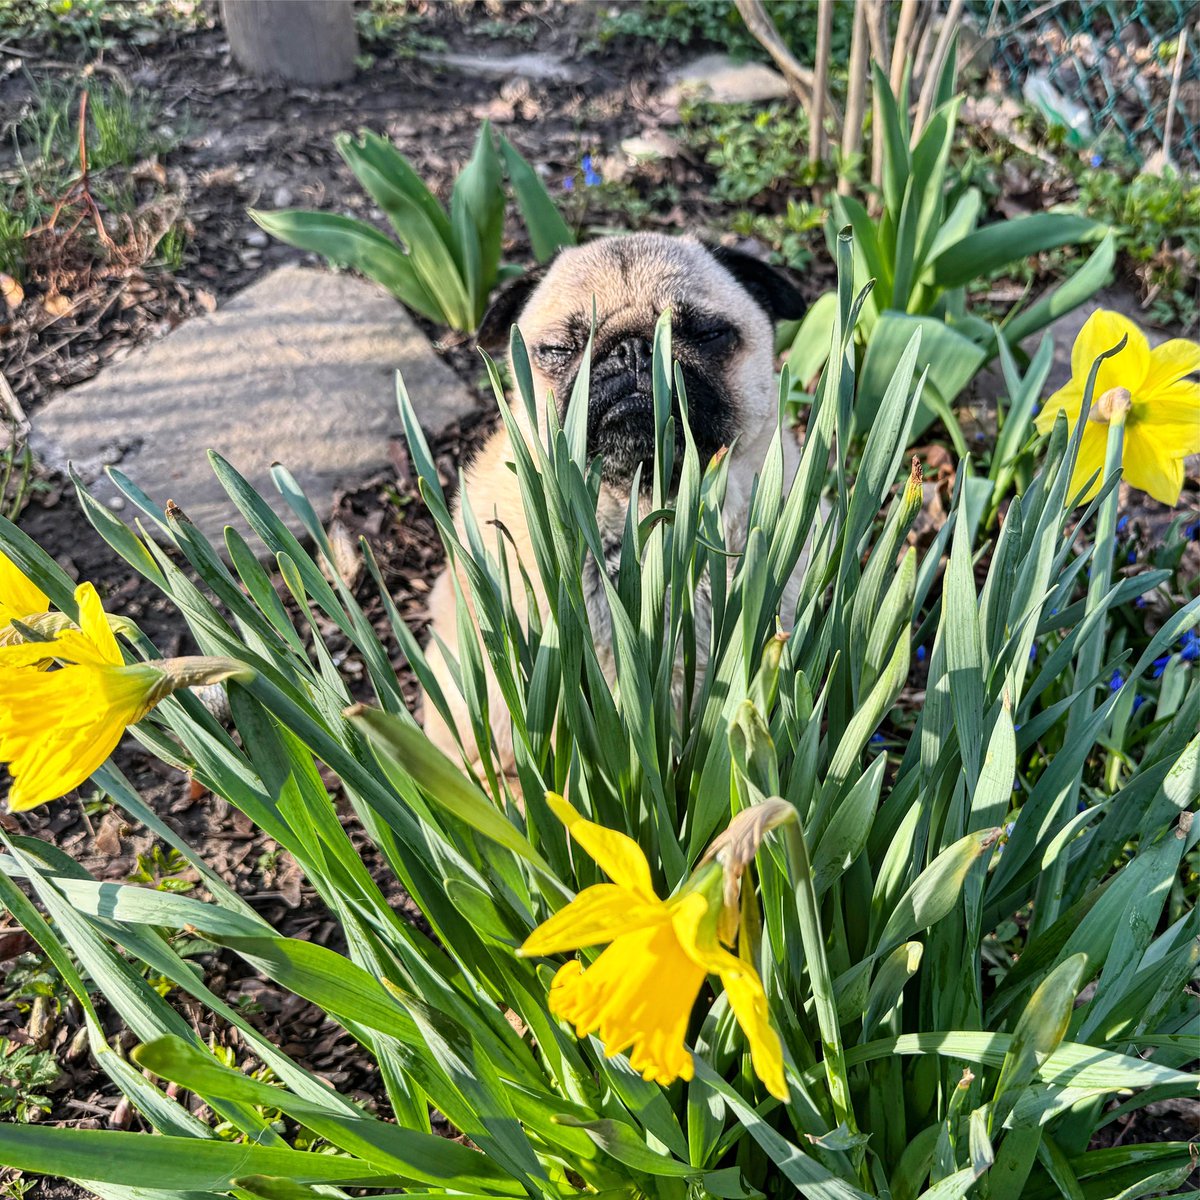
xmin=786 ymin=61 xmax=1112 ymax=445
xmin=731 ymin=198 xmax=826 ymax=271
xmin=0 ymin=236 xmax=1195 ymax=1198
xmin=596 ymin=0 xmax=854 ymax=64
xmin=681 ymin=100 xmax=823 ymax=204
xmin=252 ymin=122 xmax=573 ymax=333
xmin=0 ymin=0 xmax=205 ymax=57
xmin=0 ymin=1039 xmax=58 ymax=1124
xmin=0 ymin=76 xmax=184 ymax=281
xmin=1074 ymin=166 xmax=1200 ymax=333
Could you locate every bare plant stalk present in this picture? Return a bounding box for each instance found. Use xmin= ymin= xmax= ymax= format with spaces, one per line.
xmin=914 ymin=0 xmax=964 ymax=133
xmin=734 ymin=0 xmax=842 ymax=127
xmin=810 ymin=0 xmax=834 ymax=165
xmin=1160 ymin=22 xmax=1190 ymax=165
xmin=890 ymin=0 xmax=919 ymax=99
xmin=865 ymin=0 xmax=891 ymax=194
xmin=910 ymin=1 xmax=939 ymax=110
xmin=839 ymin=0 xmax=871 ymax=195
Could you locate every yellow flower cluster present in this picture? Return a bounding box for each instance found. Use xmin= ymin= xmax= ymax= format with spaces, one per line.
xmin=520 ymin=794 xmax=789 ymax=1100
xmin=0 ymin=551 xmax=246 ymax=812
xmin=1037 ymin=310 xmax=1200 ymax=506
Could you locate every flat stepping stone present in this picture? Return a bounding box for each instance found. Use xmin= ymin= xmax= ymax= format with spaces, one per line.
xmin=663 ymin=54 xmax=790 ymax=107
xmin=32 ymin=266 xmax=477 ymax=548
xmin=428 ymin=50 xmax=582 ymax=84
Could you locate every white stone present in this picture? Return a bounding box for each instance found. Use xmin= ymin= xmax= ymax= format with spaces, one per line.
xmin=663 ymin=54 xmax=790 ymax=106
xmin=32 ymin=266 xmax=476 ymax=548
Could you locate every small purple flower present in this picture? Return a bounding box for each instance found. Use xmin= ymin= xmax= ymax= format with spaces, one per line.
xmin=1077 ymin=798 xmax=1090 ymax=812
xmin=1005 ymin=821 xmax=1015 ymax=835
xmin=1152 ymin=654 xmax=1171 ymax=679
xmin=1090 ymin=153 xmax=1103 ymax=168
xmin=1127 ymin=549 xmax=1137 ymax=564
xmin=916 ymin=645 xmax=927 ymax=662
xmin=1132 ymin=693 xmax=1146 ymax=712
xmin=870 ymin=732 xmax=886 ymax=746
xmin=1135 ymin=596 xmax=1147 ymax=608
xmin=581 ymin=154 xmax=602 ymax=186
xmin=1031 ymin=403 xmax=1040 ymax=418
xmin=1109 ymin=670 xmax=1124 ymax=691
xmin=562 ymin=176 xmax=575 ymax=192
xmin=1180 ymin=629 xmax=1199 ymax=663
xmin=1014 ymin=723 xmax=1022 ymax=732
xmin=1116 ymin=515 xmax=1129 ymax=533
xmin=1187 ymin=521 xmax=1200 ymax=541
xmin=1029 ymin=644 xmax=1038 ymax=662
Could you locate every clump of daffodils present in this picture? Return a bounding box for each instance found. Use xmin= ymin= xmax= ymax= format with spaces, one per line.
xmin=0 ymin=552 xmax=250 ymax=812
xmin=519 ymin=793 xmax=792 ymax=1099
xmin=1036 ymin=309 xmax=1199 ymax=506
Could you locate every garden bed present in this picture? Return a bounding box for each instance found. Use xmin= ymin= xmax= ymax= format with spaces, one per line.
xmin=0 ymin=1 xmax=1196 ymax=1191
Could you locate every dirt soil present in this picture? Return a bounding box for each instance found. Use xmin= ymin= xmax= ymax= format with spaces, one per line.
xmin=0 ymin=3 xmax=1195 ymax=1194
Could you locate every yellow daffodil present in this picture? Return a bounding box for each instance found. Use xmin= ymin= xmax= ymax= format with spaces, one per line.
xmin=1035 ymin=309 xmax=1200 ymax=506
xmin=0 ymin=582 xmax=249 ymax=812
xmin=0 ymin=549 xmax=49 ymax=636
xmin=519 ymin=794 xmax=787 ymax=1100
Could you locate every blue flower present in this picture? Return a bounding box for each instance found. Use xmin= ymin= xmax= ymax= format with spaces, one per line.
xmin=1127 ymin=549 xmax=1137 ymax=564
xmin=1029 ymin=644 xmax=1038 ymax=662
xmin=1116 ymin=515 xmax=1129 ymax=533
xmin=1180 ymin=629 xmax=1199 ymax=663
xmin=1109 ymin=670 xmax=1124 ymax=691
xmin=1077 ymin=798 xmax=1090 ymax=812
xmin=869 ymin=732 xmax=886 ymax=747
xmin=1005 ymin=821 xmax=1015 ymax=835
xmin=1152 ymin=655 xmax=1170 ymax=679
xmin=1031 ymin=403 xmax=1040 ymax=418
xmin=1132 ymin=693 xmax=1146 ymax=712
xmin=1187 ymin=521 xmax=1199 ymax=541
xmin=1090 ymin=153 xmax=1103 ymax=167
xmin=1135 ymin=596 xmax=1147 ymax=609
xmin=916 ymin=645 xmax=927 ymax=662
xmin=581 ymin=154 xmax=602 ymax=186
xmin=562 ymin=176 xmax=575 ymax=192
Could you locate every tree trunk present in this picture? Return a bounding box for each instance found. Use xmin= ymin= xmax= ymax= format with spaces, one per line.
xmin=220 ymin=0 xmax=358 ymax=86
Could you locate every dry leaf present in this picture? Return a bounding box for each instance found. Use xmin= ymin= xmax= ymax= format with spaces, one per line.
xmin=0 ymin=273 xmax=23 ymax=312
xmin=194 ymin=288 xmax=217 ymax=313
xmin=322 ymin=518 xmax=362 ymax=589
xmin=43 ymin=292 xmax=73 ymax=318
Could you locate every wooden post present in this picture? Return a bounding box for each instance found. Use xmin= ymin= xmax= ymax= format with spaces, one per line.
xmin=220 ymin=0 xmax=359 ymax=86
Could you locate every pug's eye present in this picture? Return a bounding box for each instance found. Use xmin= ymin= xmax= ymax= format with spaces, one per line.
xmin=534 ymin=343 xmax=576 ymax=369
xmin=691 ymin=322 xmax=735 ymax=347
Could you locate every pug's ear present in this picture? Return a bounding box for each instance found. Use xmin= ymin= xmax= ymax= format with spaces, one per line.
xmin=475 ymin=267 xmax=549 ymax=351
xmin=710 ymin=246 xmax=807 ymax=323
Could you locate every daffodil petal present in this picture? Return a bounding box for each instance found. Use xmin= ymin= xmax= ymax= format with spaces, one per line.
xmin=1123 ymin=435 xmax=1185 ymax=507
xmin=1066 ymin=421 xmax=1110 ymax=506
xmin=1071 ymin=310 xmax=1149 ymax=399
xmin=1034 ymin=381 xmax=1084 ymax=438
xmin=548 ymin=919 xmax=704 ymax=1086
xmin=0 ymin=642 xmax=57 ymax=669
xmin=671 ymin=893 xmax=788 ymax=1101
xmin=0 ymin=550 xmax=49 ymax=629
xmin=1142 ymin=338 xmax=1200 ymax=394
xmin=74 ymin=583 xmax=123 ymax=666
xmin=519 ymin=884 xmax=670 ymax=957
xmin=547 ymin=793 xmax=656 ymax=899
xmin=1138 ymin=381 xmax=1200 ymax=455
xmin=1 ymin=661 xmax=163 ymax=811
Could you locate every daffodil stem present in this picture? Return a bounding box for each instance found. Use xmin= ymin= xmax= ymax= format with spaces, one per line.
xmin=1033 ymin=406 xmax=1126 ymax=936
xmin=780 ymin=814 xmax=857 ymax=1136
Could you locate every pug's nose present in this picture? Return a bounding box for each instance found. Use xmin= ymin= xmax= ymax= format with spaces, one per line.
xmin=612 ymin=336 xmax=653 ymax=378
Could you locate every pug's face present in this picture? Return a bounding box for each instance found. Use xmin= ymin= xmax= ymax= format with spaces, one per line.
xmin=478 ymin=234 xmax=806 ymax=486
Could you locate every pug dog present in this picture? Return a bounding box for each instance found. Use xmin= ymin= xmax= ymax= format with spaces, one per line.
xmin=422 ymin=233 xmax=807 ymax=774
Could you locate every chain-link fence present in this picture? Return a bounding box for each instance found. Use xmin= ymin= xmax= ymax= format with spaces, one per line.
xmin=966 ymin=0 xmax=1199 ymax=169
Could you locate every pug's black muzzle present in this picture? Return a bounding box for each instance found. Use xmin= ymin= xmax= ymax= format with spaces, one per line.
xmin=586 ymin=335 xmax=658 ymax=480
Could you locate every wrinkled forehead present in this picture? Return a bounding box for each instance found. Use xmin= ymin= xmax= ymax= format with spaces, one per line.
xmin=521 ymin=236 xmax=742 ymax=333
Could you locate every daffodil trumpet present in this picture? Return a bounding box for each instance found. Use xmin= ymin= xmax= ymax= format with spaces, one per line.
xmin=519 ymin=794 xmax=790 ymax=1101
xmin=0 ymin=579 xmax=253 ymax=812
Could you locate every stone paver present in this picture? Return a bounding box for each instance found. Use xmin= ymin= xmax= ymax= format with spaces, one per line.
xmin=430 ymin=50 xmax=581 ymax=84
xmin=662 ymin=54 xmax=790 ymax=107
xmin=32 ymin=266 xmax=477 ymax=546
